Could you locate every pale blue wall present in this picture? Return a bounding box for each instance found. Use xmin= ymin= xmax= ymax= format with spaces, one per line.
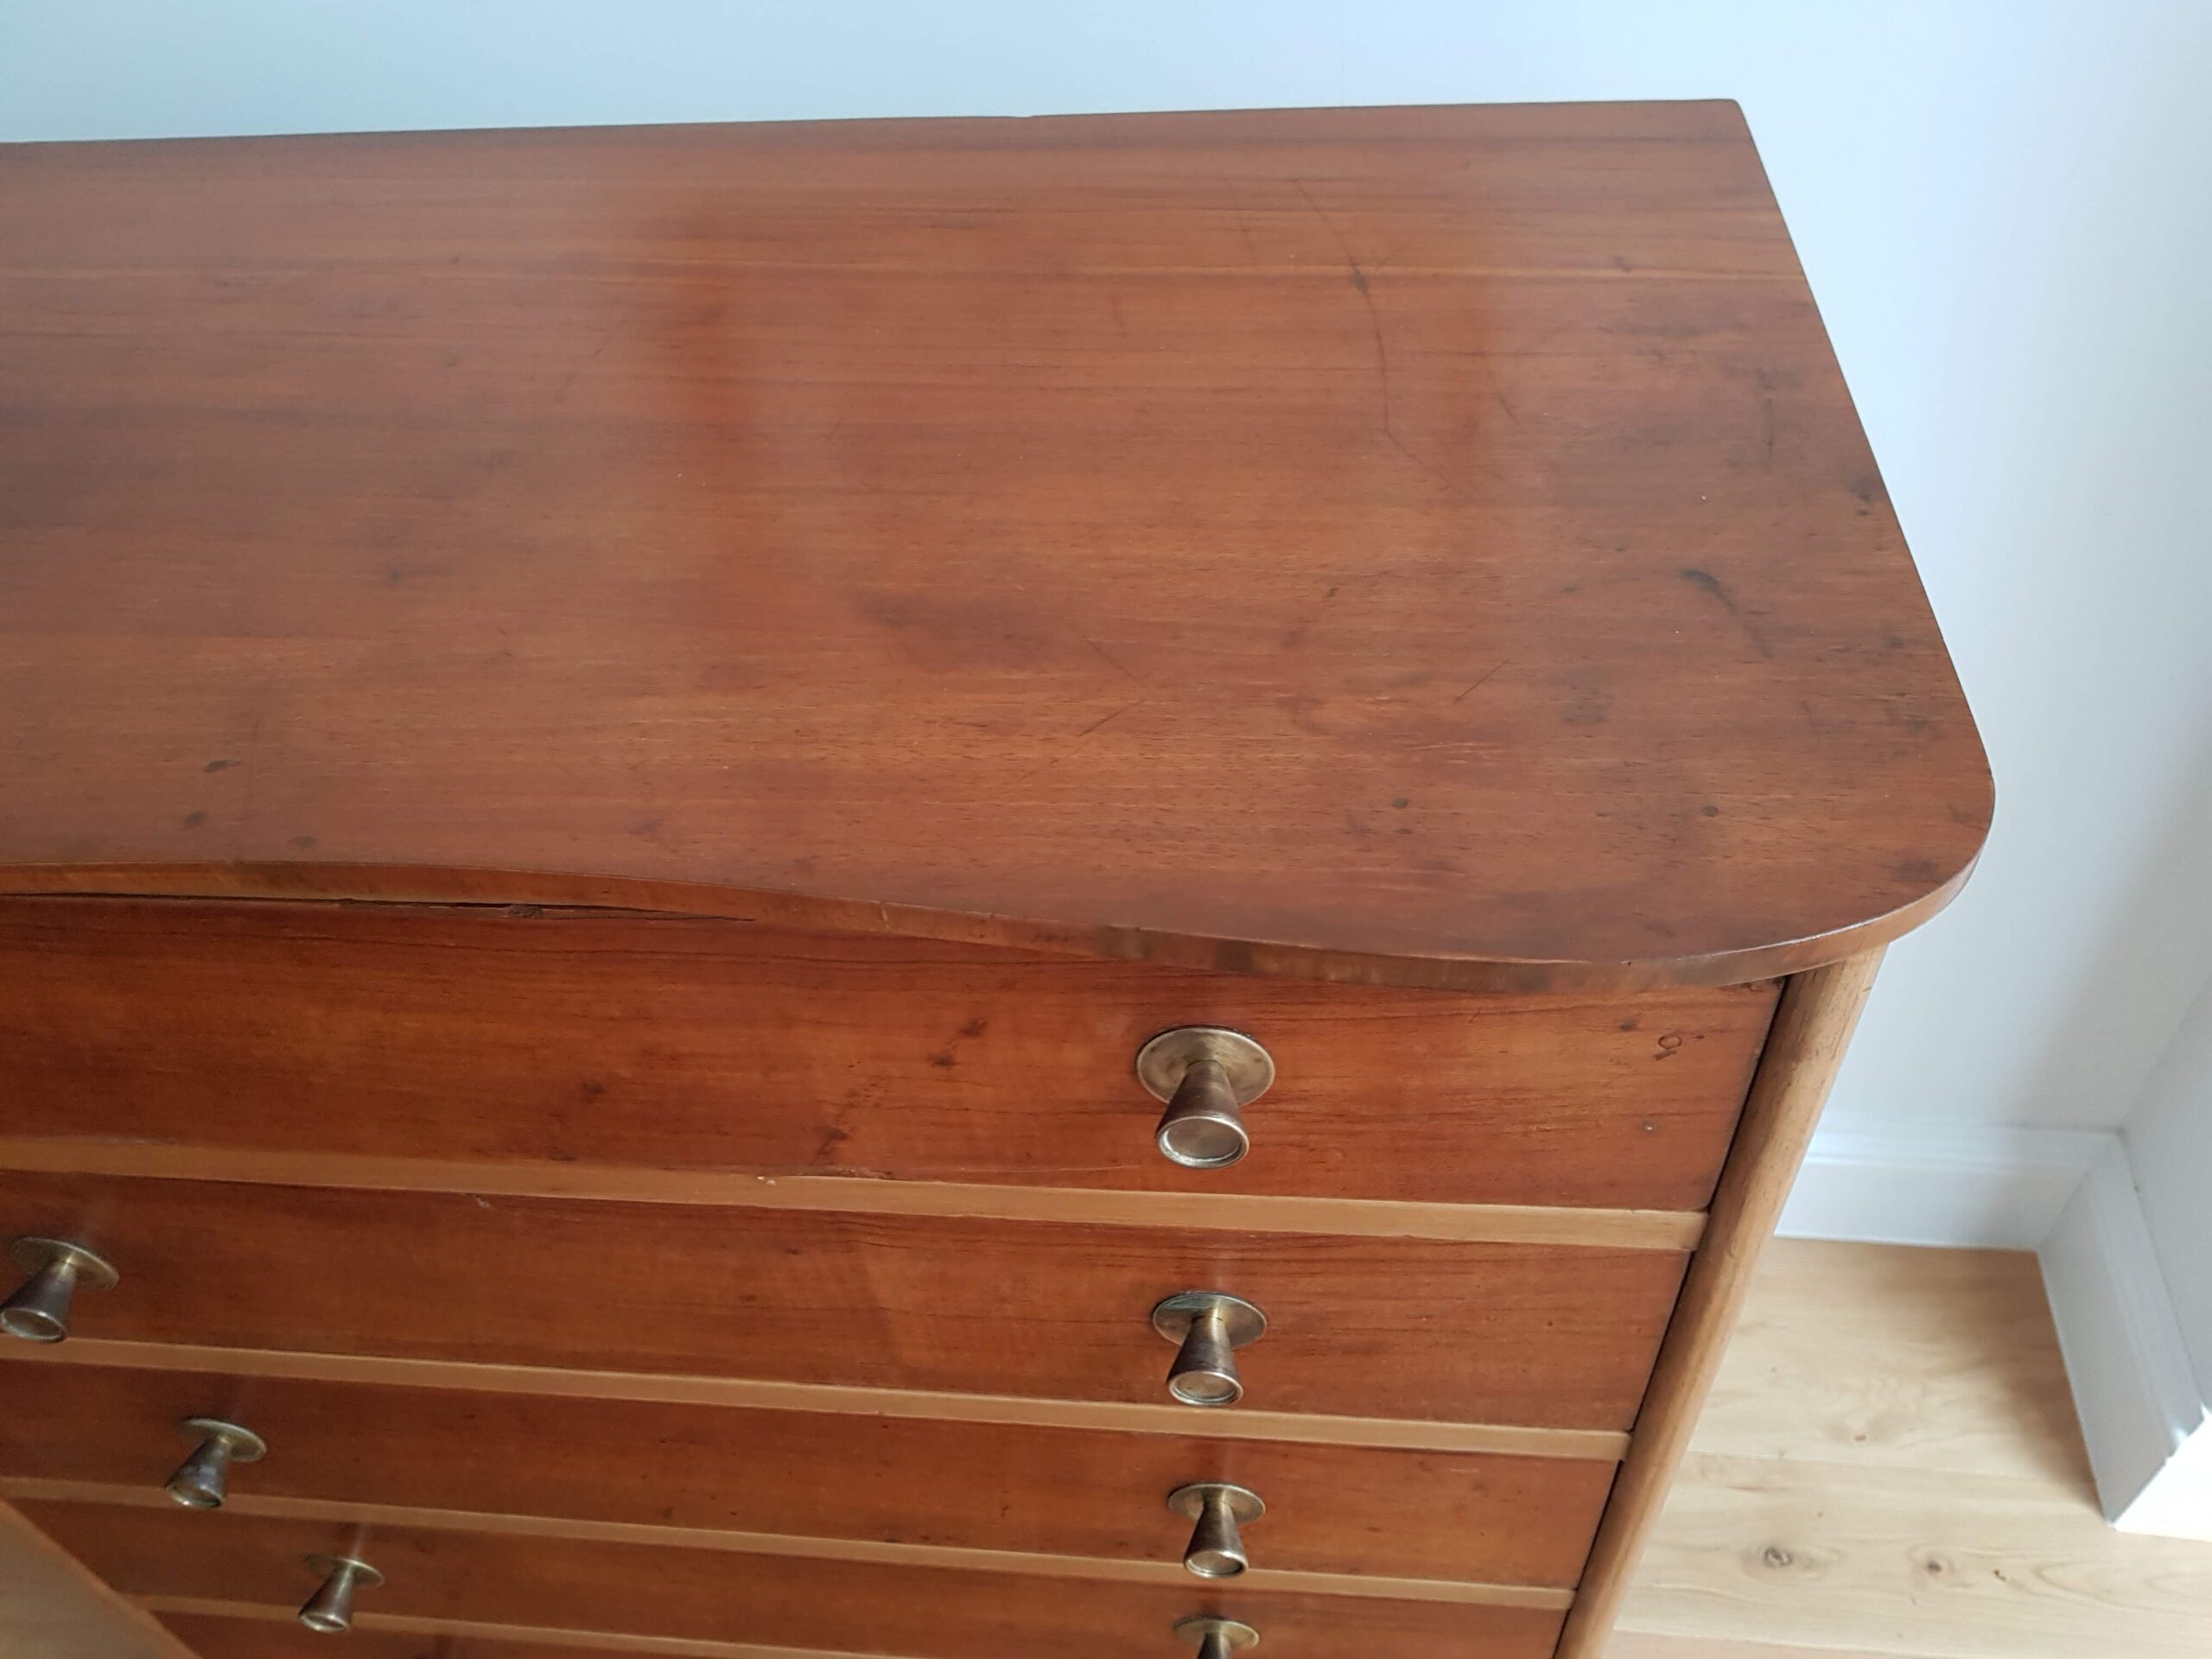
xmin=6 ymin=3 xmax=2211 ymax=1138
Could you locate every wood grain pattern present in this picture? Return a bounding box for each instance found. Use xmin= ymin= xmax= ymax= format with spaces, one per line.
xmin=0 ymin=102 xmax=1991 ymax=991
xmin=0 ymin=1483 xmax=1569 ymax=1609
xmin=1554 ymin=952 xmax=1883 ymax=1656
xmin=1630 ymin=1454 xmax=2212 ymax=1657
xmin=129 ymin=1243 xmax=2212 ymax=1659
xmin=159 ymin=1610 xmax=871 ymax=1659
xmin=0 ymin=1173 xmax=1685 ymax=1428
xmin=1616 ymin=1241 xmax=2212 ymax=1659
xmin=0 ymin=1361 xmax=1611 ymax=1586
xmin=6 ymin=1338 xmax=1624 ymax=1459
xmin=1678 ymin=1241 xmax=2095 ymax=1484
xmin=24 ymin=1500 xmax=1569 ymax=1659
xmin=0 ymin=897 xmax=1775 ymax=1213
xmin=0 ymin=1478 xmax=1574 ymax=1610
xmin=0 ymin=1141 xmax=1707 ymax=1252
xmin=1615 ymin=1637 xmax=1922 ymax=1659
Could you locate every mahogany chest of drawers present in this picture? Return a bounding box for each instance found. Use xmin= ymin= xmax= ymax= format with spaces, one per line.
xmin=0 ymin=102 xmax=1991 ymax=1659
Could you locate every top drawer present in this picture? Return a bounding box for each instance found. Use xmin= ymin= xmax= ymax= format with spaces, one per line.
xmin=0 ymin=898 xmax=1776 ymax=1210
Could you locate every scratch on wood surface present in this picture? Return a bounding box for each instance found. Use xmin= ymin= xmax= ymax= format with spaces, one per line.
xmin=1076 ymin=700 xmax=1141 ymax=738
xmin=239 ymin=709 xmax=264 ymax=835
xmin=1680 ymin=568 xmax=1775 ymax=659
xmin=1077 ymin=632 xmax=1138 ymax=681
xmin=550 ymin=326 xmax=618 ymax=409
xmin=1454 ymin=660 xmax=1511 ymax=704
xmin=1294 ymin=178 xmax=1451 ymax=491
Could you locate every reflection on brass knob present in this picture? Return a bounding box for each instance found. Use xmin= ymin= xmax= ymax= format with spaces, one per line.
xmin=168 ymin=1418 xmax=267 ymax=1510
xmin=1175 ymin=1615 xmax=1260 ymax=1659
xmin=1167 ymin=1482 xmax=1265 ymax=1578
xmin=1 ymin=1238 xmax=118 ymax=1344
xmin=1137 ymin=1028 xmax=1274 ymax=1169
xmin=1151 ymin=1292 xmax=1266 ymax=1407
xmin=300 ymin=1554 xmax=382 ymax=1634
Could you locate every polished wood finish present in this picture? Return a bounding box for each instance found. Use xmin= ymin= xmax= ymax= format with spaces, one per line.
xmin=0 ymin=897 xmax=1777 ymax=1211
xmin=1556 ymin=952 xmax=1882 ymax=1656
xmin=160 ymin=1618 xmax=657 ymax=1659
xmin=160 ymin=1617 xmax=733 ymax=1659
xmin=0 ymin=102 xmax=1989 ymax=992
xmin=0 ymin=1172 xmax=1686 ymax=1427
xmin=13 ymin=1338 xmax=1629 ymax=1459
xmin=0 ymin=103 xmax=1999 ymax=1659
xmin=132 ymin=1246 xmax=2212 ymax=1659
xmin=25 ymin=1500 xmax=1570 ymax=1659
xmin=4 ymin=1483 xmax=1571 ymax=1609
xmin=0 ymin=1360 xmax=1612 ymax=1586
xmin=0 ymin=1141 xmax=1707 ymax=1252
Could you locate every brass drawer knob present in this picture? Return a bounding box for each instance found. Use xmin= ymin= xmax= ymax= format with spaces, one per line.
xmin=1137 ymin=1027 xmax=1274 ymax=1169
xmin=300 ymin=1554 xmax=382 ymax=1634
xmin=1175 ymin=1615 xmax=1260 ymax=1659
xmin=1167 ymin=1481 xmax=1265 ymax=1577
xmin=168 ymin=1418 xmax=268 ymax=1510
xmin=1152 ymin=1291 xmax=1266 ymax=1407
xmin=1 ymin=1237 xmax=118 ymax=1344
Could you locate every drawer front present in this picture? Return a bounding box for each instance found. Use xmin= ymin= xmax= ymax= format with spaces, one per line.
xmin=161 ymin=1620 xmax=626 ymax=1659
xmin=0 ymin=1357 xmax=1614 ymax=1586
xmin=0 ymin=897 xmax=1776 ymax=1210
xmin=26 ymin=1500 xmax=1570 ymax=1659
xmin=2 ymin=1173 xmax=1685 ymax=1429
xmin=158 ymin=1622 xmax=638 ymax=1659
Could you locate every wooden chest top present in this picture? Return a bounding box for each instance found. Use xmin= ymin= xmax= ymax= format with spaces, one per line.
xmin=0 ymin=100 xmax=1989 ymax=989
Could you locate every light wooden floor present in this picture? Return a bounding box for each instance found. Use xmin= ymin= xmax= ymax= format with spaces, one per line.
xmin=1612 ymin=1240 xmax=2212 ymax=1658
xmin=3 ymin=1240 xmax=2209 ymax=1658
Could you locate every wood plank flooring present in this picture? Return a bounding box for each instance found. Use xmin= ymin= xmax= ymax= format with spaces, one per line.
xmin=3 ymin=1240 xmax=2208 ymax=1658
xmin=1611 ymin=1241 xmax=2212 ymax=1656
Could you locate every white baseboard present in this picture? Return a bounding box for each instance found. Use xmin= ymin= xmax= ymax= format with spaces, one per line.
xmin=1775 ymin=1122 xmax=2212 ymax=1539
xmin=2039 ymin=1141 xmax=2212 ymax=1538
xmin=1777 ymin=1122 xmax=2110 ymax=1248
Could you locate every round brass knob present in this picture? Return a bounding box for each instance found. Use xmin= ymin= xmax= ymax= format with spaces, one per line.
xmin=300 ymin=1554 xmax=382 ymax=1634
xmin=1151 ymin=1291 xmax=1266 ymax=1407
xmin=1175 ymin=1615 xmax=1260 ymax=1659
xmin=1167 ymin=1481 xmax=1265 ymax=1577
xmin=1 ymin=1237 xmax=118 ymax=1344
xmin=167 ymin=1418 xmax=268 ymax=1510
xmin=1137 ymin=1028 xmax=1274 ymax=1169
